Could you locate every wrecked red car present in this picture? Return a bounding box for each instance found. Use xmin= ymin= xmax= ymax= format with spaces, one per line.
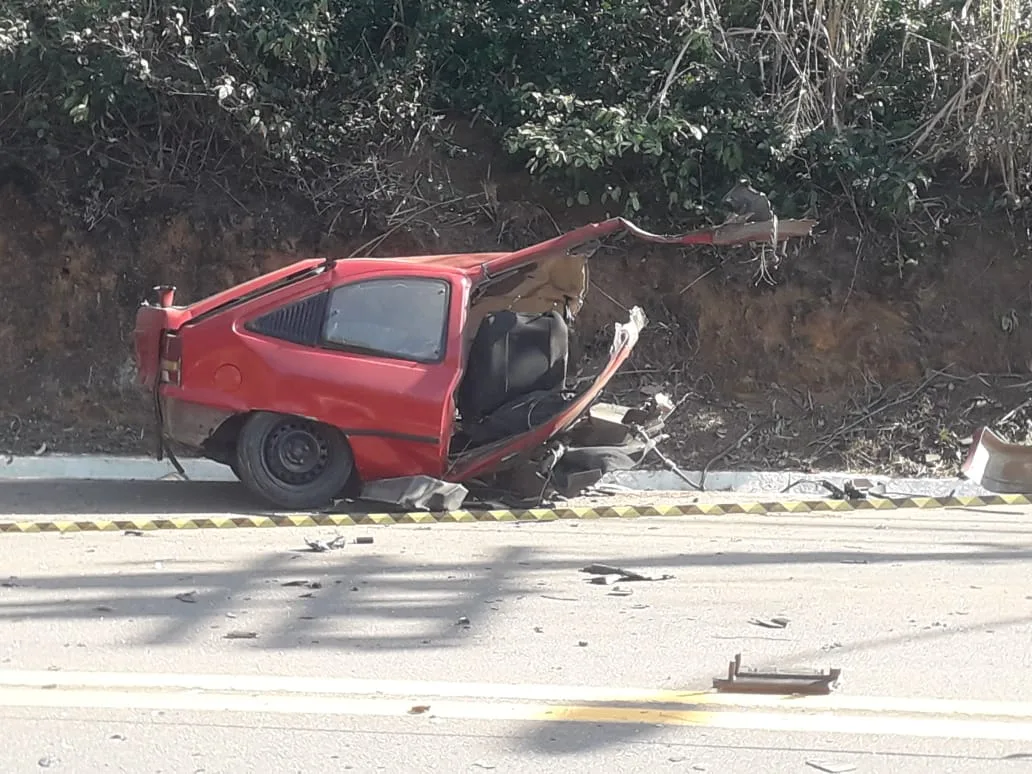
xmin=133 ymin=216 xmax=814 ymax=509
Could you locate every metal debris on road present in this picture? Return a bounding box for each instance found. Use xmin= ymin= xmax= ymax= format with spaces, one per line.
xmin=580 ymin=563 xmax=674 ymax=582
xmin=174 ymin=591 xmax=197 ymax=603
xmin=305 ymin=535 xmax=348 ymax=552
xmin=281 ymin=580 xmax=322 ymax=588
xmin=359 ymin=475 xmax=469 ymax=512
xmin=748 ymin=616 xmax=790 ymax=629
xmin=304 ymin=535 xmax=372 ymax=552
xmin=806 ymin=761 xmax=857 ymax=773
xmin=713 ymin=653 xmax=841 ymax=695
xmin=223 ymin=630 xmax=258 ymax=639
xmin=408 ymin=705 xmax=431 ymax=715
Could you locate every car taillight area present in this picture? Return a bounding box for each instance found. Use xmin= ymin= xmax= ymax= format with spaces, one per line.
xmin=160 ymin=331 xmax=183 ymax=386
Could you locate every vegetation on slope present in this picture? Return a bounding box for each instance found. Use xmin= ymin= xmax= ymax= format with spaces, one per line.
xmin=1 ymin=0 xmax=1030 ymax=251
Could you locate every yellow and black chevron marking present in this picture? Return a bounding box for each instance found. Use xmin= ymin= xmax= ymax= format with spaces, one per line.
xmin=0 ymin=493 xmax=1029 ymax=534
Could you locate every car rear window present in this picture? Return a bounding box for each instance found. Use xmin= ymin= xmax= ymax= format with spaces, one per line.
xmin=323 ymin=277 xmax=450 ymax=362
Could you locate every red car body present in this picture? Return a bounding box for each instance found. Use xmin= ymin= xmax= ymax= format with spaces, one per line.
xmin=133 ymin=216 xmax=815 ymax=509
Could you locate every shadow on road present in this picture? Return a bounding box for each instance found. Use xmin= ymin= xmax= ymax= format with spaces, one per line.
xmin=0 ymin=481 xmax=267 ymax=515
xmin=3 ymin=540 xmax=1031 ymax=757
xmin=0 ymin=544 xmax=537 ymax=652
xmin=3 ymin=481 xmax=1032 ymax=758
xmin=0 ymin=481 xmax=402 ymax=516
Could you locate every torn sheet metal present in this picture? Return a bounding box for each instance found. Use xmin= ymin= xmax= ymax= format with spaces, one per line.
xmin=961 ymin=426 xmax=1032 ymax=494
xmin=359 ymin=475 xmax=469 ymax=511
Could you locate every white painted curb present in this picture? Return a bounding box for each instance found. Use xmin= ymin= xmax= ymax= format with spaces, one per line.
xmin=0 ymin=454 xmax=994 ymax=498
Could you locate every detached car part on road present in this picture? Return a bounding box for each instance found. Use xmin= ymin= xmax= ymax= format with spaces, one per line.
xmin=134 ymin=216 xmax=816 ymax=509
xmin=960 ymin=426 xmax=1032 ymax=494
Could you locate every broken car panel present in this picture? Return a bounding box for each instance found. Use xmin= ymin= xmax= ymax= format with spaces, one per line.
xmin=133 ymin=215 xmax=817 ymax=510
xmin=960 ymin=426 xmax=1032 ymax=494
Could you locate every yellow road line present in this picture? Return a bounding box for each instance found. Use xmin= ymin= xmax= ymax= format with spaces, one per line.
xmin=4 ymin=671 xmax=1032 ymax=728
xmin=4 ymin=686 xmax=1032 ymax=741
xmin=0 ymin=494 xmax=1029 ymax=533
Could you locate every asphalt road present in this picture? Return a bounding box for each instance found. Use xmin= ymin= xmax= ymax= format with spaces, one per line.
xmin=2 ymin=481 xmax=1032 ymax=773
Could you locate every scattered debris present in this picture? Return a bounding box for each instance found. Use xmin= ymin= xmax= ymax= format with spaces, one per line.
xmin=360 ymin=475 xmax=469 ymax=512
xmin=577 ymin=640 xmax=588 ymax=647
xmin=748 ymin=617 xmax=790 ymax=629
xmin=580 ymin=563 xmax=673 ymax=582
xmin=408 ymin=705 xmax=431 ymax=715
xmin=281 ymin=580 xmax=322 ymax=589
xmin=354 ymin=536 xmax=374 ymax=545
xmin=223 ymin=631 xmax=258 ymax=640
xmin=472 ymin=762 xmax=497 ymax=770
xmin=123 ymin=530 xmax=145 ymax=537
xmin=815 ymin=479 xmax=872 ymax=500
xmin=174 ymin=591 xmax=197 ymax=603
xmin=806 ymin=761 xmax=857 ymax=773
xmin=94 ymin=606 xmax=113 ymax=613
xmin=713 ymin=653 xmax=840 ymax=695
xmin=33 ymin=442 xmax=47 ymax=456
xmin=305 ymin=535 xmax=348 ymax=552
xmin=608 ymin=587 xmax=633 ymax=597
xmin=456 ymin=616 xmax=471 ymax=627
xmin=37 ymin=756 xmax=54 ymax=768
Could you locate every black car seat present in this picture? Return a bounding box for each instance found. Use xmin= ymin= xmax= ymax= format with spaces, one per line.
xmin=457 ymin=309 xmax=569 ymax=423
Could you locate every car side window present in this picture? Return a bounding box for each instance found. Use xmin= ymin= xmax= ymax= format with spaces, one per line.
xmin=323 ymin=278 xmax=450 ymax=362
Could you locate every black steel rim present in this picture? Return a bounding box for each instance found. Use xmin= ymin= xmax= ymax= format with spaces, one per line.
xmin=262 ymin=420 xmax=331 ymax=486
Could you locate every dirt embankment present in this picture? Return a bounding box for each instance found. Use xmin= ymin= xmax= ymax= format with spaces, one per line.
xmin=2 ymin=144 xmax=1031 ymax=475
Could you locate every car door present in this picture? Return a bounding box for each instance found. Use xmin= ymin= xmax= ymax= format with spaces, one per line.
xmin=247 ymin=270 xmax=467 ymax=482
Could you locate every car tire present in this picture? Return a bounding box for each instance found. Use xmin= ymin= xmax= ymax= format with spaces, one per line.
xmin=235 ymin=412 xmax=355 ymax=510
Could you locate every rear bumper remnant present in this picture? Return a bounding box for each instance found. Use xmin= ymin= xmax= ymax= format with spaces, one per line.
xmin=960 ymin=426 xmax=1032 ymax=494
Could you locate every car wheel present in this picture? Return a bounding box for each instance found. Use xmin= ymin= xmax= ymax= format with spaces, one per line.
xmin=235 ymin=412 xmax=355 ymax=509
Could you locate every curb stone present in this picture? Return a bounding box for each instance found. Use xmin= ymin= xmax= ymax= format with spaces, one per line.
xmin=0 ymin=454 xmax=998 ymax=498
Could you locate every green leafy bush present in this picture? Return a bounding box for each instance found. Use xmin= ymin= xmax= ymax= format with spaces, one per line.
xmin=0 ymin=0 xmax=1029 ymax=232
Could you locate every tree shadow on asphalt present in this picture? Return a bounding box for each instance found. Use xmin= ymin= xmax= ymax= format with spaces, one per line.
xmin=2 ymin=539 xmax=1032 ymax=650
xmin=0 ymin=481 xmax=273 ymax=515
xmin=0 ymin=544 xmax=541 ymax=652
xmin=0 ymin=481 xmax=407 ymax=516
xmin=2 ymin=533 xmax=1032 ymax=757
